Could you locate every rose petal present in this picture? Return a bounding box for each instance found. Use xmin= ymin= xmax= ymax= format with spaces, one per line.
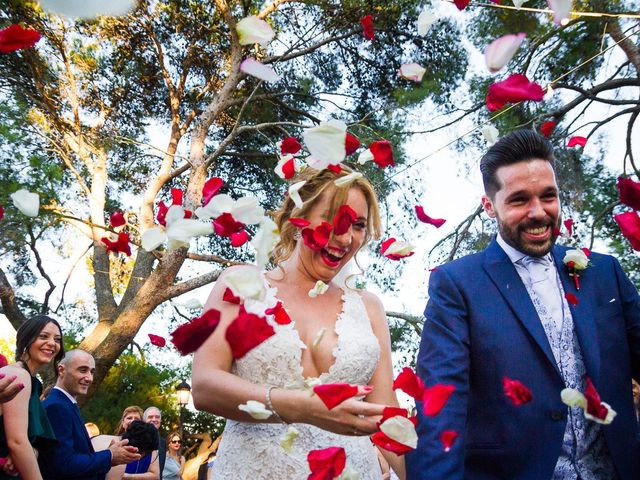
xmin=213 ymin=213 xmax=245 ymax=237
xmin=561 ymin=387 xmax=587 ymax=409
xmin=484 ymin=33 xmax=526 ymax=73
xmin=614 ymin=212 xmax=640 ymax=250
xmin=481 ymin=124 xmax=500 ymax=145
xmin=148 ymin=334 xmax=166 ymax=347
xmin=399 ymin=63 xmax=426 ymax=82
xmin=345 ymin=133 xmax=360 ymax=155
xmin=288 ymin=181 xmax=307 ymax=209
xmin=423 ymin=384 xmax=455 ymax=416
xmin=417 ymin=10 xmax=438 ymax=36
xmin=617 ymin=177 xmax=640 ymax=210
xmin=39 ymin=0 xmax=135 ymax=18
xmin=302 ymin=120 xmax=348 ymax=168
xmin=280 ymin=137 xmax=302 ymax=155
xmin=333 ymin=205 xmax=358 ymax=236
xmin=231 ymin=229 xmax=250 ymax=247
xmin=441 ymin=430 xmax=459 ymax=452
xmin=109 ymin=211 xmax=126 ymax=228
xmin=381 ymin=238 xmax=415 ymax=260
xmin=280 ymin=426 xmax=299 ymax=453
xmin=334 ymin=172 xmax=363 ymax=188
xmin=360 ymin=15 xmax=374 ymax=40
xmin=308 ymin=280 xmax=329 ymax=298
xmin=547 ymin=0 xmax=572 ymax=25
xmin=540 ymin=121 xmax=557 ymax=137
xmin=166 ymin=218 xmax=214 ymax=250
xmin=236 ymin=15 xmax=275 ymax=46
xmin=369 ymin=140 xmax=395 ymax=168
xmin=289 ymin=217 xmax=311 ymax=228
xmin=415 ymin=206 xmax=446 ymax=227
xmin=240 ymin=57 xmax=281 ymax=83
xmin=327 ymin=164 xmax=342 ymax=174
xmin=225 ymin=306 xmax=275 ymax=359
xmin=564 ymin=218 xmax=574 ymax=237
xmin=0 ymin=206 xmax=4 ymax=223
xmin=265 ymin=301 xmax=292 ymax=325
xmin=393 ymin=367 xmax=426 ymax=400
xmin=141 ymin=226 xmax=167 ymax=252
xmin=486 ymin=74 xmax=545 ymax=111
xmin=170 ymin=308 xmax=221 ymax=355
xmin=10 ymin=189 xmax=39 ymax=217
xmin=513 ymin=0 xmax=529 ymax=7
xmin=502 ymin=377 xmax=533 ymax=405
xmin=223 ymin=287 xmax=241 ymax=304
xmin=276 ymin=155 xmax=296 ymax=180
xmin=565 ymin=292 xmax=579 ymax=305
xmin=308 ymin=447 xmax=346 ymax=480
xmin=251 ymin=216 xmax=280 ymax=268
xmin=371 ymin=432 xmax=414 ymax=455
xmin=454 ymin=0 xmax=470 ymax=9
xmin=357 ymin=149 xmax=375 ymax=165
xmin=224 ymin=266 xmax=264 ymax=301
xmin=101 ymin=232 xmax=131 ymax=256
xmin=232 ymin=196 xmax=264 ymax=225
xmin=202 ymin=177 xmax=224 ymax=207
xmin=0 ymin=354 xmax=7 ymax=368
xmin=567 ymin=136 xmax=587 ymax=148
xmin=313 ymin=383 xmax=360 ymax=409
xmin=312 ymin=327 xmax=327 ymax=348
xmin=0 ymin=24 xmax=41 ymax=53
xmin=379 ymin=415 xmax=418 ymax=449
xmin=238 ymin=400 xmax=272 ymax=420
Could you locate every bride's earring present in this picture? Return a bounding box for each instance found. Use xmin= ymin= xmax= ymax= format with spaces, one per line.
xmin=293 ymin=231 xmax=301 ymax=241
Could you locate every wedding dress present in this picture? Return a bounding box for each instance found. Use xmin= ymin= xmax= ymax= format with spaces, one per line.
xmin=211 ymin=276 xmax=383 ymax=479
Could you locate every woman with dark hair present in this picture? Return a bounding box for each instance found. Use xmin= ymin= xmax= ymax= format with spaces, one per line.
xmin=0 ymin=315 xmax=64 ymax=479
xmin=192 ymin=167 xmax=404 ymax=478
xmin=161 ymin=432 xmax=185 ymax=480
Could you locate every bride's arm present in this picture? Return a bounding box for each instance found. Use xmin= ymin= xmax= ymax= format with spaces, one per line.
xmin=361 ymin=291 xmax=406 ymax=480
xmin=192 ymin=267 xmax=386 ymax=435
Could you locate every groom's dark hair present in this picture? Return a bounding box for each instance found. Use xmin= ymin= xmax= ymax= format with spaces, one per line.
xmin=480 ymin=129 xmax=555 ymax=198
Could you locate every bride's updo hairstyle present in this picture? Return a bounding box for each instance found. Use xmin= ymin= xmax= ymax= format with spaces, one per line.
xmin=272 ymin=166 xmax=382 ymax=266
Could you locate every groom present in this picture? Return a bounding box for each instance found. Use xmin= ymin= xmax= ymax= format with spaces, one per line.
xmin=407 ymin=130 xmax=640 ymax=479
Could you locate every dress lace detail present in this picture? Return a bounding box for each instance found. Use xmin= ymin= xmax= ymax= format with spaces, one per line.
xmin=213 ymin=275 xmax=382 ymax=479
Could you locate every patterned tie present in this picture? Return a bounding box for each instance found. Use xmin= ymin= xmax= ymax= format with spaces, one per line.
xmin=519 ymin=255 xmax=562 ymax=328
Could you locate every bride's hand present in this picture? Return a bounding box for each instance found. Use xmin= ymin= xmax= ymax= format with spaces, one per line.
xmin=273 ymin=386 xmax=386 ymax=436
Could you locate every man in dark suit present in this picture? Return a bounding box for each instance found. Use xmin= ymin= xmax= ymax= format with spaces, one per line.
xmin=406 ymin=130 xmax=640 ymax=479
xmin=143 ymin=406 xmax=166 ymax=476
xmin=39 ymin=349 xmax=140 ymax=479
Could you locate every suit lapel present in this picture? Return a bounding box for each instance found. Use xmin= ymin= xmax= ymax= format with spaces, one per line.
xmin=483 ymin=240 xmax=561 ymax=377
xmin=53 ymin=388 xmax=94 ymax=452
xmin=552 ymin=246 xmax=600 ymax=382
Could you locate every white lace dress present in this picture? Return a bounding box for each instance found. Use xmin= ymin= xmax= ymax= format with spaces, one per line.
xmin=211 ymin=278 xmax=383 ymax=479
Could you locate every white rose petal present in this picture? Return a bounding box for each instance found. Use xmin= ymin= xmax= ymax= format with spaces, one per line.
xmin=563 ymin=249 xmax=589 ymax=269
xmin=560 ymin=388 xmax=587 ymax=409
xmin=233 ymin=196 xmax=264 ymax=225
xmin=10 ymin=189 xmax=40 ymax=217
xmin=195 ymin=193 xmax=236 ymax=220
xmin=357 ymin=149 xmax=375 ymax=165
xmin=240 ymin=58 xmax=281 ymax=83
xmin=141 ymin=226 xmax=167 ymax=252
xmin=251 ymin=217 xmax=280 ymax=268
xmin=280 ymin=426 xmax=299 ymax=453
xmin=512 ymin=0 xmax=529 ymax=8
xmin=547 ymin=0 xmax=572 ymax=24
xmin=39 ymin=0 xmax=135 ymax=18
xmin=379 ymin=415 xmax=418 ymax=449
xmin=236 ymin=15 xmax=275 ymax=46
xmin=238 ymin=400 xmax=272 ymax=420
xmin=399 ymin=63 xmax=426 ymax=82
xmin=166 ymin=218 xmax=214 ymax=250
xmin=481 ymin=124 xmax=500 ymax=146
xmin=385 ymin=239 xmax=415 ymax=257
xmin=165 ymin=204 xmax=186 ymax=226
xmin=417 ymin=10 xmax=438 ymax=36
xmin=302 ymin=120 xmax=348 ymax=167
xmin=225 ymin=266 xmax=264 ymax=300
xmin=334 ymin=172 xmax=363 ymax=188
xmin=288 ymin=181 xmax=306 ymax=209
xmin=338 ymin=466 xmax=360 ymax=480
xmin=484 ymin=33 xmax=526 ymax=73
xmin=304 ymin=377 xmax=322 ymax=390
xmin=308 ymin=280 xmax=329 ymax=298
xmin=176 ymin=298 xmax=204 ymax=310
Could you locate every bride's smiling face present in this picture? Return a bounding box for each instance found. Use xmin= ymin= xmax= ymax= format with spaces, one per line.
xmin=297 ymin=187 xmax=369 ymax=283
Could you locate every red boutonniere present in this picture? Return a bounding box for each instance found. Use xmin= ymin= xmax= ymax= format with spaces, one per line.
xmin=562 ymin=248 xmax=590 ymax=290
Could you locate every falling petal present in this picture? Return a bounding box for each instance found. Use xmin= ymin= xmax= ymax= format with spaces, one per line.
xmin=345 ymin=132 xmax=361 ymax=155
xmin=441 ymin=430 xmax=459 ymax=452
xmin=0 ymin=24 xmax=41 ymax=53
xmin=225 ymin=306 xmax=275 ymax=359
xmin=381 ymin=238 xmax=415 ymax=260
xmin=379 ymin=415 xmax=418 ymax=449
xmin=369 ymin=140 xmax=395 ymax=168
xmin=547 ymin=0 xmax=572 ymax=25
xmin=422 ymin=384 xmax=455 ymax=416
xmin=334 ymin=172 xmax=363 ymax=187
xmin=148 ymin=334 xmax=166 ymax=347
xmin=302 ymin=120 xmax=348 ymax=168
xmin=313 ymin=383 xmax=360 ymax=409
xmin=393 ymin=367 xmax=426 ymax=400
xmin=312 ymin=327 xmax=327 ymax=348
xmin=307 ymin=447 xmax=346 ymax=479
xmin=567 ymin=136 xmax=587 ymax=148
xmin=481 ymin=124 xmax=500 ymax=145
xmin=417 ymin=10 xmax=438 ymax=36
xmin=39 ymin=0 xmax=136 ymax=18
xmin=280 ymin=426 xmax=299 ymax=453
xmin=236 ymin=15 xmax=275 ymax=46
xmin=10 ymin=189 xmax=39 ymax=217
xmin=288 ymin=181 xmax=307 ymax=209
xmin=540 ymin=121 xmax=556 ymax=137
xmin=170 ymin=308 xmax=221 ymax=355
xmin=484 ymin=33 xmax=526 ymax=73
xmin=166 ymin=218 xmax=214 ymax=250
xmin=502 ymin=377 xmax=533 ymax=405
xmin=202 ymin=177 xmax=224 ymax=207
xmin=512 ymin=0 xmax=529 ymax=7
xmin=308 ymin=280 xmax=329 ymax=297
xmin=399 ymin=63 xmax=426 ymax=82
xmin=280 ymin=137 xmax=302 ymax=155
xmin=357 ymin=149 xmax=375 ymax=165
xmin=251 ymin=216 xmax=280 ymax=268
xmin=564 ymin=218 xmax=573 ymax=236
xmin=141 ymin=227 xmax=167 ymax=252
xmin=275 ymin=155 xmax=297 ymax=180
xmin=238 ymin=400 xmax=272 ymax=420
xmin=617 ymin=176 xmax=640 ymax=210
xmin=360 ymin=15 xmax=374 ymax=40
xmin=224 ymin=266 xmax=264 ymax=301
xmin=565 ymin=292 xmax=579 ymax=305
xmin=486 ymin=74 xmax=545 ymax=111
xmin=240 ymin=57 xmax=281 ymax=83
xmin=109 ymin=211 xmax=126 ymax=228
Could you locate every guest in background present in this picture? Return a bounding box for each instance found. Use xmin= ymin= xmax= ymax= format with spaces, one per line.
xmin=0 ymin=315 xmax=62 ymax=480
xmin=143 ymin=406 xmax=165 ymax=475
xmin=161 ymin=432 xmax=184 ymax=480
xmin=114 ymin=407 xmax=159 ymax=480
xmin=105 ymin=421 xmax=159 ymax=480
xmin=115 ymin=406 xmax=144 ymax=436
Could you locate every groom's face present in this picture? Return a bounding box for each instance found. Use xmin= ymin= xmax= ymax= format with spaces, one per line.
xmin=482 ymin=159 xmax=561 ymax=257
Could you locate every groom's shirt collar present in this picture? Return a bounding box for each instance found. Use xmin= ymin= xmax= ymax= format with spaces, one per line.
xmin=496 ymin=233 xmax=528 ymax=264
xmin=54 ymin=385 xmax=78 ymax=404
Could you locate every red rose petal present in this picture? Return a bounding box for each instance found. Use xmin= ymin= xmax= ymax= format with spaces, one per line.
xmin=157 ymin=201 xmax=169 ymax=226
xmin=564 ymin=218 xmax=573 ymax=237
xmin=170 ymin=308 xmax=221 ymax=355
xmin=0 ymin=353 xmax=8 ymax=368
xmin=109 ymin=211 xmax=126 ymax=228
xmin=422 ymin=384 xmax=455 ymax=416
xmin=345 ymin=133 xmax=361 ymax=155
xmin=614 ymin=212 xmax=640 ymax=250
xmin=281 ymin=157 xmax=296 ymax=180
xmin=148 ymin=334 xmax=166 ymax=347
xmin=302 ymin=221 xmax=333 ymax=251
xmin=486 ymin=74 xmax=545 ymax=111
xmin=568 ymin=136 xmax=587 ymax=148
xmin=454 ymin=0 xmax=470 ymax=9
xmin=223 ymin=287 xmax=241 ymax=304
xmin=415 ymin=206 xmax=446 ymax=228
xmin=360 ymin=15 xmax=374 ymax=41
xmin=380 ymin=238 xmax=414 ymax=261
xmin=0 ymin=205 xmax=4 ymax=223
xmin=393 ymin=367 xmax=426 ymax=400
xmin=230 ymin=229 xmax=250 ymax=247
xmin=225 ymin=306 xmax=275 ymax=359
xmin=313 ymin=383 xmax=359 ymax=409
xmin=333 ymin=205 xmax=358 ymax=235
xmin=327 ymin=164 xmax=342 ymax=174
xmin=502 ymin=377 xmax=533 ymax=405
xmin=617 ymin=176 xmax=640 ymax=210
xmin=280 ymin=136 xmax=302 ymax=155
xmin=308 ymin=447 xmax=346 ymax=480
xmin=265 ymin=301 xmax=292 ymax=325
xmin=0 ymin=24 xmax=41 ymax=53
xmin=540 ymin=121 xmax=556 ymax=137
xmin=171 ymin=188 xmax=184 ymax=206
xmin=584 ymin=378 xmax=609 ymax=420
xmin=371 ymin=432 xmax=414 ymax=455
xmin=581 ymin=247 xmax=591 ymax=257
xmin=440 ymin=430 xmax=459 ymax=452
xmin=202 ymin=177 xmax=224 ymax=206
xmin=213 ymin=213 xmax=245 ymax=237
xmin=101 ymin=232 xmax=131 ymax=256
xmin=369 ymin=140 xmax=395 ymax=168
xmin=565 ymin=292 xmax=579 ymax=305
xmin=289 ymin=217 xmax=311 ymax=228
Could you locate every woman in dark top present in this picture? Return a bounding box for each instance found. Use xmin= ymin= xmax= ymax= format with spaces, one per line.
xmin=0 ymin=315 xmax=63 ymax=480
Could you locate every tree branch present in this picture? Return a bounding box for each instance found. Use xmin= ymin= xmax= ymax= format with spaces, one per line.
xmin=163 ymin=270 xmax=224 ymax=301
xmin=0 ymin=267 xmax=27 ymax=329
xmin=264 ymin=28 xmax=360 ymax=64
xmin=386 ymin=311 xmax=424 ymax=336
xmin=26 ymin=225 xmax=56 ymax=314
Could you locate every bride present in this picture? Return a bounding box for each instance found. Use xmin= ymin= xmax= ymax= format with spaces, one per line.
xmin=192 ymin=167 xmax=404 ymax=479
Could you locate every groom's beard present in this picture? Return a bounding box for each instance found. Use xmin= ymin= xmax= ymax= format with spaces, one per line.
xmin=496 ymin=215 xmax=560 ymax=257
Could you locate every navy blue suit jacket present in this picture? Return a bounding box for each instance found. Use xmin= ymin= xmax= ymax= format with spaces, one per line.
xmin=406 ymin=240 xmax=640 ymax=479
xmin=39 ymin=388 xmax=112 ymax=480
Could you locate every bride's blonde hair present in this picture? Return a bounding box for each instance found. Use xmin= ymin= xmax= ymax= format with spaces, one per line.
xmin=271 ymin=166 xmax=382 ymax=267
